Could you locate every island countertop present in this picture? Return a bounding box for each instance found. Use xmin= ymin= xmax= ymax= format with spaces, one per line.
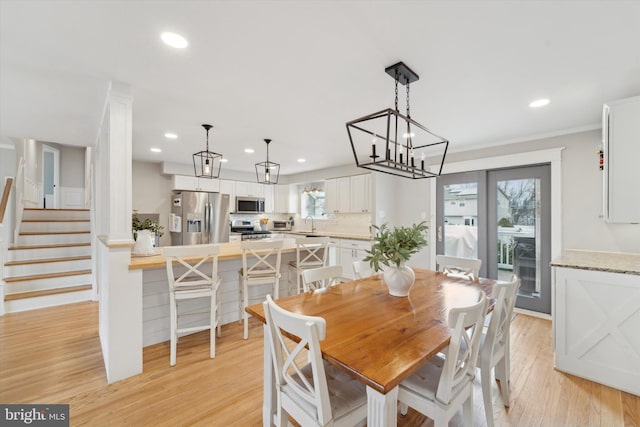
xmin=550 ymin=249 xmax=640 ymax=276
xmin=129 ymin=238 xmax=299 ymax=270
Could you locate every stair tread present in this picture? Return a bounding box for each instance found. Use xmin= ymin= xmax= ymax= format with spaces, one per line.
xmin=22 ymin=219 xmax=90 ymax=222
xmin=19 ymin=231 xmax=90 ymax=235
xmin=24 ymin=208 xmax=89 ymax=212
xmin=9 ymin=243 xmax=91 ymax=250
xmin=4 ymin=285 xmax=92 ymax=301
xmin=5 ymin=256 xmax=91 ymax=266
xmin=4 ymin=270 xmax=92 ymax=282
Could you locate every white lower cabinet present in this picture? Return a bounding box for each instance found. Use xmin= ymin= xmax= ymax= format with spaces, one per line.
xmin=336 ymin=239 xmax=371 ymax=280
xmin=553 ymin=267 xmax=640 ymax=396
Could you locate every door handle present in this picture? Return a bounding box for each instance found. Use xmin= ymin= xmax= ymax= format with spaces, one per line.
xmin=437 ymin=225 xmax=443 ymax=243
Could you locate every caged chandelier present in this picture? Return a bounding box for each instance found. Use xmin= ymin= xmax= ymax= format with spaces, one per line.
xmin=346 ymin=61 xmax=449 ymax=179
xmin=193 ymin=124 xmax=223 ymax=179
xmin=255 ymin=138 xmax=280 ymax=184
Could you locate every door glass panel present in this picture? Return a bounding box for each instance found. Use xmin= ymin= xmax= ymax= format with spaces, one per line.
xmin=443 ymin=183 xmax=478 ymax=258
xmin=496 ymin=177 xmax=541 ymax=298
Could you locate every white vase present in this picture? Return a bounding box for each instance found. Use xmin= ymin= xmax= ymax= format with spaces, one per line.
xmin=133 ymin=229 xmax=155 ymax=256
xmin=383 ymin=263 xmax=415 ymax=297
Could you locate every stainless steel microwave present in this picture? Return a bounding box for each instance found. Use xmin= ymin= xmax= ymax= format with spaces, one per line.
xmin=236 ymin=196 xmax=265 ymax=213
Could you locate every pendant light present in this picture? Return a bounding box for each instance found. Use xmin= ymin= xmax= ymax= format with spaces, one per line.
xmin=193 ymin=124 xmax=223 ymax=179
xmin=346 ymin=61 xmax=449 ymax=179
xmin=255 ymin=138 xmax=280 ymax=184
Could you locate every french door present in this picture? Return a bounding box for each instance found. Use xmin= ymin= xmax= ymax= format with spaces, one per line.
xmin=436 ymin=164 xmax=552 ymax=314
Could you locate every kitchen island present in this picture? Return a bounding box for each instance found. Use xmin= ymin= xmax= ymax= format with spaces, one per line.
xmin=130 ymin=239 xmax=299 ymax=346
xmin=551 ymin=250 xmax=640 ymax=396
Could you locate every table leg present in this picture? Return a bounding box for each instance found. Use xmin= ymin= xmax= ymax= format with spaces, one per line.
xmin=262 ymin=324 xmax=276 ymax=427
xmin=367 ymin=385 xmax=398 ymax=427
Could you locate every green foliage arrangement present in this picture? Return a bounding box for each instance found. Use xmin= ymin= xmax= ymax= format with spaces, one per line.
xmin=132 ymin=210 xmax=164 ymax=240
xmin=364 ymin=221 xmax=428 ymax=271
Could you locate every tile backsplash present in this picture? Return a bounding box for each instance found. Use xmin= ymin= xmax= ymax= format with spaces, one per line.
xmin=230 ymin=212 xmax=372 ymax=236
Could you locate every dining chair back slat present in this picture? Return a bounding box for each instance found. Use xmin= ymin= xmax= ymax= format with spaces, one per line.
xmin=436 ymin=254 xmax=482 ymax=281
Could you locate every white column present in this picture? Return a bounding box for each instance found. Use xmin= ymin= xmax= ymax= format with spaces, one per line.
xmin=95 ymin=81 xmax=140 ymax=383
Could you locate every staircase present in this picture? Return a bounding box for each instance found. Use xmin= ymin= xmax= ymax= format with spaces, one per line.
xmin=3 ymin=208 xmax=94 ymax=313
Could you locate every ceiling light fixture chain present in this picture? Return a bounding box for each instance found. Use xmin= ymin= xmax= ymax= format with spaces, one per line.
xmin=394 ymin=69 xmax=399 ymax=112
xmin=346 ymin=61 xmax=449 ymax=179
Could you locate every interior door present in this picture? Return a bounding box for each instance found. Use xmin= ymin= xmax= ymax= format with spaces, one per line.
xmin=487 ymin=165 xmax=551 ymax=314
xmin=435 ymin=171 xmax=487 ymax=278
xmin=42 ymin=145 xmax=60 ymax=208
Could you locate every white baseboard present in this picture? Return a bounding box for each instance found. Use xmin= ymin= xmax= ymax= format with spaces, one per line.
xmin=514 ymin=307 xmax=552 ymax=320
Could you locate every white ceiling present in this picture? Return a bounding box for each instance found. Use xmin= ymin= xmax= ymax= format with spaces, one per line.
xmin=1 ymin=1 xmax=639 ymax=176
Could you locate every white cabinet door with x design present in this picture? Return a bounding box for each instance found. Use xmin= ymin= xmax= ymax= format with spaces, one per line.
xmin=553 ymin=267 xmax=640 ymax=396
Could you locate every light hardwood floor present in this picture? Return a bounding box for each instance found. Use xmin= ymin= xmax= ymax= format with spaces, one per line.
xmin=1 ymin=301 xmax=638 ymax=426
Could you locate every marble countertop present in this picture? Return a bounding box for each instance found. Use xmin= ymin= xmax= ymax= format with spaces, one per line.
xmin=551 ymin=250 xmax=640 ymax=276
xmin=284 ymin=230 xmax=372 ymax=241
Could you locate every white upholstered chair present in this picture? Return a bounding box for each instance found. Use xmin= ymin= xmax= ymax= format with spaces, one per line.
xmin=398 ymin=292 xmax=488 ymax=427
xmin=164 ymin=244 xmax=222 ymax=366
xmin=352 ymin=260 xmax=374 ymax=279
xmin=288 ymin=236 xmax=330 ymax=294
xmin=302 ymin=265 xmax=343 ymax=292
xmin=435 ymin=254 xmax=482 ymax=281
xmin=239 ymin=239 xmax=283 ymax=340
xmin=479 ymin=275 xmax=521 ymax=427
xmin=263 ymin=295 xmax=367 ymax=426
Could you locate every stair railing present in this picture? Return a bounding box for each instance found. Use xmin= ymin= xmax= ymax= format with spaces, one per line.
xmin=1 ymin=177 xmax=15 ymax=316
xmin=14 ymin=157 xmax=25 ymax=245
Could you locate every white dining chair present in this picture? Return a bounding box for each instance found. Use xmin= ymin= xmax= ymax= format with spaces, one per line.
xmin=288 ymin=236 xmax=330 ymax=294
xmin=239 ymin=239 xmax=283 ymax=340
xmin=302 ymin=265 xmax=343 ymax=292
xmin=263 ymin=295 xmax=367 ymax=426
xmin=479 ymin=275 xmax=521 ymax=427
xmin=398 ymin=291 xmax=488 ymax=427
xmin=352 ymin=260 xmax=374 ymax=279
xmin=164 ymin=244 xmax=222 ymax=366
xmin=435 ymin=254 xmax=482 ymax=281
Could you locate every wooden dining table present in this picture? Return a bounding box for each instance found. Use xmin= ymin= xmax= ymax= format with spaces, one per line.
xmin=246 ymin=267 xmax=496 ymax=427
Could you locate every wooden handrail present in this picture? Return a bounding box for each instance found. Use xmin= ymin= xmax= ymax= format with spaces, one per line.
xmin=0 ymin=177 xmax=13 ymax=224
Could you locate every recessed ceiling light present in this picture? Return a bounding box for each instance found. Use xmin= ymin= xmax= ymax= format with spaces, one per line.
xmin=164 ymin=132 xmax=178 ymax=139
xmin=244 ymin=148 xmax=255 ymax=154
xmin=220 ymin=158 xmax=228 ymax=163
xmin=150 ymin=148 xmax=162 ymax=153
xmin=161 ymin=32 xmax=188 ymax=49
xmin=529 ymin=98 xmax=550 ymax=108
xmin=297 ymin=158 xmax=306 ymax=163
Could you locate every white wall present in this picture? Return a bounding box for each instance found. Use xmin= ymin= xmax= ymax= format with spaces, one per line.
xmin=132 ymin=160 xmax=172 ymax=247
xmin=59 ymin=145 xmax=85 ymax=187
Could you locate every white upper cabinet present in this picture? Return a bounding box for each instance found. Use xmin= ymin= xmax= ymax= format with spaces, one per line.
xmin=235 ymin=181 xmax=264 ymax=198
xmin=264 ymin=184 xmax=275 ymax=213
xmin=325 ymin=177 xmax=351 ymax=213
xmin=603 ymin=96 xmax=640 ymax=223
xmin=350 ymin=174 xmax=371 ymax=213
xmin=325 ymin=174 xmax=371 ymax=213
xmin=219 ymin=179 xmax=236 ymax=213
xmin=274 ymin=184 xmax=295 ymax=213
xmin=171 ymin=175 xmax=220 ymax=192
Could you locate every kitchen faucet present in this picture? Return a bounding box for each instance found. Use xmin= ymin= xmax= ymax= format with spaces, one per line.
xmin=305 ymin=215 xmax=316 ymax=233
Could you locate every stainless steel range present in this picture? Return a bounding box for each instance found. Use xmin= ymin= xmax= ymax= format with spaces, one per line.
xmin=230 ymin=220 xmax=272 ymax=241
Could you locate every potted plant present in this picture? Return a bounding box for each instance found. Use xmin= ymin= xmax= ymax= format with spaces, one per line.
xmin=132 ymin=211 xmax=164 ymax=255
xmin=364 ymin=221 xmax=428 ymax=297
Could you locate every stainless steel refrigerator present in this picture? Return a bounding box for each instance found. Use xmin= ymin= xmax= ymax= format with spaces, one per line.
xmin=169 ymin=191 xmax=230 ymax=245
